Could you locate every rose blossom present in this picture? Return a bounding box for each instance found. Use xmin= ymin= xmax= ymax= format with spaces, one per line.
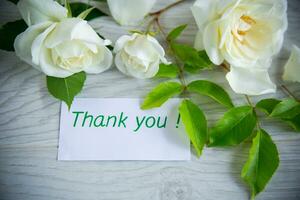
xmin=192 ymin=0 xmax=288 ymax=95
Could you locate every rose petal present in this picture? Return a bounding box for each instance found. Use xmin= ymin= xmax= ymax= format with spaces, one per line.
xmin=84 ymin=46 xmax=113 ymax=74
xmin=14 ymin=22 xmax=52 ymax=70
xmin=194 ymin=31 xmax=205 ymax=50
xmin=147 ymin=35 xmax=170 ymax=64
xmin=203 ymin=20 xmax=224 ymax=65
xmin=31 ymin=23 xmax=56 ymax=65
xmin=17 ymin=0 xmax=67 ymax=26
xmin=115 ymin=52 xmax=130 ymax=76
xmin=45 ymin=18 xmax=108 ymax=48
xmin=126 ymin=59 xmax=159 ymax=79
xmin=124 ymin=34 xmax=158 ymax=62
xmin=39 ymin=47 xmax=73 ymax=78
xmin=191 ymin=0 xmax=218 ymax=30
xmin=226 ymin=66 xmax=276 ymax=95
xmin=107 ymin=0 xmax=157 ymax=26
xmin=144 ymin=59 xmax=160 ymax=78
xmin=282 ymin=45 xmax=300 ymax=83
xmin=114 ymin=34 xmax=135 ymax=53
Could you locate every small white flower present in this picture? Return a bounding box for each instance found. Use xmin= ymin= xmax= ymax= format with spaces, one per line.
xmin=191 ymin=0 xmax=288 ymax=95
xmin=14 ymin=0 xmax=113 ymax=78
xmin=283 ymin=45 xmax=300 ymax=83
xmin=107 ymin=0 xmax=157 ymax=26
xmin=114 ymin=33 xmax=169 ymax=79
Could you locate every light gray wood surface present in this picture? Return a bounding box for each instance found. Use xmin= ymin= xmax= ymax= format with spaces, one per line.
xmin=0 ymin=0 xmax=300 ymax=199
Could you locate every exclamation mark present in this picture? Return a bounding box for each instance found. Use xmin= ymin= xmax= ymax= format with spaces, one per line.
xmin=176 ymin=114 xmax=181 ymax=128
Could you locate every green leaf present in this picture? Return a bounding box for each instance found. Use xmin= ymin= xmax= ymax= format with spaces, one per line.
xmin=270 ymin=99 xmax=300 ymax=119
xmin=167 ymin=24 xmax=187 ymax=41
xmin=256 ymin=99 xmax=300 ymax=133
xmin=209 ymin=106 xmax=257 ymax=147
xmin=179 ymin=99 xmax=207 ymax=156
xmin=141 ymin=82 xmax=183 ymax=110
xmin=171 ymin=43 xmax=195 ymax=62
xmin=256 ymin=98 xmax=281 ymax=115
xmin=284 ymin=114 xmax=300 ymax=132
xmin=70 ymin=2 xmax=107 ymax=20
xmin=183 ymin=51 xmax=212 ymax=74
xmin=241 ymin=129 xmax=279 ymax=199
xmin=198 ymin=50 xmax=211 ymax=63
xmin=46 ymin=72 xmax=86 ymax=109
xmin=187 ymin=80 xmax=234 ymax=108
xmin=171 ymin=43 xmax=212 ymax=72
xmin=155 ymin=63 xmax=179 ymax=78
xmin=184 ymin=64 xmax=199 ymax=74
xmin=0 ymin=19 xmax=27 ymax=51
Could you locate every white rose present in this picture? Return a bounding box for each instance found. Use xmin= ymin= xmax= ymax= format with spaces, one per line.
xmin=191 ymin=0 xmax=288 ymax=95
xmin=114 ymin=33 xmax=169 ymax=79
xmin=107 ymin=0 xmax=157 ymax=26
xmin=14 ymin=0 xmax=113 ymax=78
xmin=283 ymin=45 xmax=300 ymax=83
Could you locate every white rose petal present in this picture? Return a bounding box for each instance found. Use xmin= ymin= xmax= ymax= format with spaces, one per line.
xmin=39 ymin=44 xmax=74 ymax=78
xmin=203 ymin=20 xmax=224 ymax=65
xmin=107 ymin=0 xmax=157 ymax=26
xmin=14 ymin=21 xmax=53 ymax=70
xmin=114 ymin=35 xmax=134 ymax=52
xmin=114 ymin=33 xmax=168 ymax=79
xmin=44 ymin=18 xmax=111 ymax=48
xmin=194 ymin=31 xmax=205 ymax=50
xmin=191 ymin=0 xmax=287 ymax=95
xmin=17 ymin=0 xmax=68 ymax=26
xmin=84 ymin=47 xmax=113 ymax=74
xmin=146 ymin=35 xmax=170 ymax=64
xmin=191 ymin=0 xmax=217 ymax=31
xmin=31 ymin=23 xmax=57 ymax=66
xmin=283 ymin=45 xmax=300 ymax=83
xmin=226 ymin=66 xmax=276 ymax=95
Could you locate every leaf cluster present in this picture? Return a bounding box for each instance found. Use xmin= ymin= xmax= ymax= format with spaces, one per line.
xmin=256 ymin=98 xmax=300 ymax=132
xmin=141 ymin=25 xmax=300 ymax=199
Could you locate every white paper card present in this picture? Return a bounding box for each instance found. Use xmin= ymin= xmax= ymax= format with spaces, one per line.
xmin=58 ymin=98 xmax=190 ymax=161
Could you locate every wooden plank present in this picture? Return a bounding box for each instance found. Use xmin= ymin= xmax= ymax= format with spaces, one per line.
xmin=0 ymin=0 xmax=299 ymax=199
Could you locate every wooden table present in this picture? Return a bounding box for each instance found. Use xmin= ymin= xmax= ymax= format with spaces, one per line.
xmin=0 ymin=0 xmax=299 ymax=199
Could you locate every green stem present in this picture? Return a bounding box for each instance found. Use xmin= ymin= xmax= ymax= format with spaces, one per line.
xmin=146 ymin=1 xmax=187 ymax=89
xmin=244 ymin=95 xmax=262 ymax=131
xmin=147 ymin=0 xmax=186 ymax=34
xmin=220 ymin=63 xmax=230 ymax=71
xmin=149 ymin=0 xmax=186 ymax=16
xmin=245 ymin=95 xmax=253 ymax=107
xmin=280 ymin=84 xmax=299 ymax=102
xmin=154 ymin=18 xmax=187 ymax=88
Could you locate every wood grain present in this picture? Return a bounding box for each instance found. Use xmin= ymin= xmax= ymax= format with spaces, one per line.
xmin=0 ymin=0 xmax=300 ymax=199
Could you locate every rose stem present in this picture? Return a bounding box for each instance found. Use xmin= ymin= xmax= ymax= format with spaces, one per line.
xmin=244 ymin=94 xmax=262 ymax=137
xmin=280 ymin=84 xmax=300 ymax=102
xmin=149 ymin=0 xmax=186 ymax=17
xmin=147 ymin=0 xmax=187 ymax=89
xmin=155 ymin=18 xmax=187 ymax=88
xmin=245 ymin=95 xmax=253 ymax=107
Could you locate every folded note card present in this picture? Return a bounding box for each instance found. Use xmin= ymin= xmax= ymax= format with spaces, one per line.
xmin=58 ymin=98 xmax=190 ymax=160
